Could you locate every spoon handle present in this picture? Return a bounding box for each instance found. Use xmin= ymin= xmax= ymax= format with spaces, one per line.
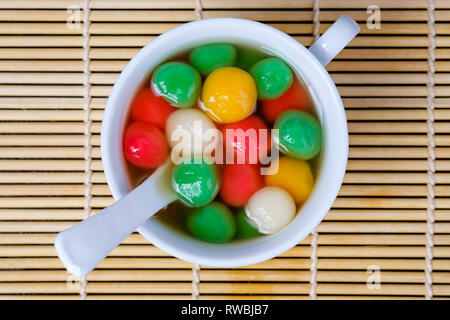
xmin=55 ymin=161 xmax=176 ymax=277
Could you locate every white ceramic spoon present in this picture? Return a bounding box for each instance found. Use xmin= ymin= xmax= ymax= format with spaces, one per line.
xmin=55 ymin=160 xmax=177 ymax=277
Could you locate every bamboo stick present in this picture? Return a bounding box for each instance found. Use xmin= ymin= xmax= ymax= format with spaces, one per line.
xmin=0 ymin=97 xmax=85 ymax=109
xmin=204 ymin=258 xmax=311 ymax=270
xmin=349 ymin=147 xmax=429 ymax=158
xmin=316 ymin=246 xmax=431 ymax=258
xmin=90 ymin=0 xmax=196 ymax=9
xmin=0 ymin=172 xmax=106 ymax=183
xmin=333 ymin=74 xmax=429 ymax=85
xmin=0 ymin=221 xmax=80 ymax=232
xmin=318 ymin=234 xmax=430 ymax=245
xmin=0 ymin=147 xmax=93 ymax=158
xmin=316 ymin=283 xmax=425 ymax=296
xmin=333 ymin=198 xmax=428 ymax=209
xmin=0 ymin=23 xmax=83 ymax=34
xmin=0 ymin=0 xmax=83 ymax=8
xmin=326 ymin=209 xmax=430 ymax=221
xmin=328 ymin=61 xmax=429 ymax=72
xmin=85 ymin=282 xmax=193 ymax=294
xmin=87 ymin=294 xmax=192 ymax=300
xmin=338 ymin=185 xmax=428 ymax=197
xmin=0 ymin=61 xmax=84 ymax=72
xmin=0 ymin=295 xmax=81 ymax=300
xmin=337 ymin=48 xmax=430 ymax=59
xmin=0 ymin=257 xmax=194 ymax=269
xmin=0 ymin=184 xmax=110 ymax=196
xmin=0 ymin=283 xmax=81 ymax=294
xmin=199 ymin=270 xmax=311 ymax=282
xmin=0 ymin=73 xmax=85 ymax=85
xmin=0 ymin=36 xmax=83 ymax=47
xmin=317 ymin=221 xmax=427 ymax=233
xmin=0 ymin=160 xmax=85 ymax=171
xmin=0 ymin=135 xmax=93 ymax=146
xmin=0 ymin=233 xmax=145 ymax=244
xmin=343 ymin=172 xmax=428 ymax=184
xmin=0 ymin=123 xmax=86 ymax=134
xmin=316 ymin=270 xmax=428 ymax=283
xmin=342 ymin=98 xmax=429 ymax=109
xmin=348 ymin=123 xmax=428 ymax=134
xmin=347 ymin=159 xmax=430 ymax=171
xmin=318 ymin=295 xmax=423 ymax=300
xmin=317 ymin=258 xmax=425 ymax=270
xmin=0 ymin=48 xmax=83 ymax=59
xmin=0 ymin=282 xmax=193 ymax=294
xmin=198 ymin=283 xmax=310 ymax=295
xmin=0 ymin=110 xmax=85 ymax=121
xmin=0 ymin=85 xmax=84 ymax=97
xmin=89 ymin=60 xmax=127 ymax=72
xmin=349 ymin=135 xmax=429 ymax=146
xmin=0 ymin=270 xmax=193 ymax=282
xmin=91 ymin=10 xmax=196 ymax=22
xmin=89 ymin=23 xmax=182 ymax=34
xmin=0 ymin=209 xmax=85 ymax=220
xmin=347 ymin=110 xmax=429 ymax=121
xmin=199 ymin=295 xmax=310 ymax=300
xmin=89 ymin=35 xmax=156 ymax=47
xmin=202 ymin=0 xmax=430 ymax=9
xmin=0 ymin=244 xmax=171 ymax=257
xmin=0 ymin=10 xmax=85 ymax=22
xmin=203 ymin=10 xmax=433 ymax=22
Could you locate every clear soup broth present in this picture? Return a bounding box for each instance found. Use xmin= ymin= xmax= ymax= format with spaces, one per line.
xmin=123 ymin=42 xmax=321 ymax=243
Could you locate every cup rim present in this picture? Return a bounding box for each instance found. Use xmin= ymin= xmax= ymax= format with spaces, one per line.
xmin=101 ymin=18 xmax=348 ymax=267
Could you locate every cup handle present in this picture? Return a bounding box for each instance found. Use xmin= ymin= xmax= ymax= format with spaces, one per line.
xmin=309 ymin=15 xmax=360 ymax=66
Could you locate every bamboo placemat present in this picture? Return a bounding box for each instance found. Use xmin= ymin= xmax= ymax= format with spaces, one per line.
xmin=0 ymin=0 xmax=450 ymax=300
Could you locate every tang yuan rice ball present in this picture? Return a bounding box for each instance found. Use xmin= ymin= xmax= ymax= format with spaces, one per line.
xmin=152 ymin=62 xmax=201 ymax=108
xmin=187 ymin=202 xmax=236 ymax=243
xmin=235 ymin=208 xmax=261 ymax=239
xmin=123 ymin=122 xmax=168 ymax=169
xmin=189 ymin=43 xmax=237 ymax=76
xmin=245 ymin=186 xmax=296 ymax=234
xmin=220 ymin=163 xmax=264 ymax=207
xmin=261 ymin=81 xmax=309 ymax=124
xmin=274 ymin=110 xmax=322 ymax=160
xmin=171 ymin=156 xmax=220 ymax=207
xmin=235 ymin=46 xmax=267 ymax=71
xmin=250 ymin=57 xmax=293 ymax=100
xmin=130 ymin=87 xmax=176 ymax=130
xmin=166 ymin=108 xmax=220 ymax=159
xmin=201 ymin=67 xmax=257 ymax=124
xmin=265 ymin=156 xmax=314 ymax=204
xmin=221 ymin=115 xmax=271 ymax=164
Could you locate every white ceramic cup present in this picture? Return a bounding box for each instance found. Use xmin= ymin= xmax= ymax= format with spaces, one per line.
xmin=101 ymin=17 xmax=359 ymax=267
